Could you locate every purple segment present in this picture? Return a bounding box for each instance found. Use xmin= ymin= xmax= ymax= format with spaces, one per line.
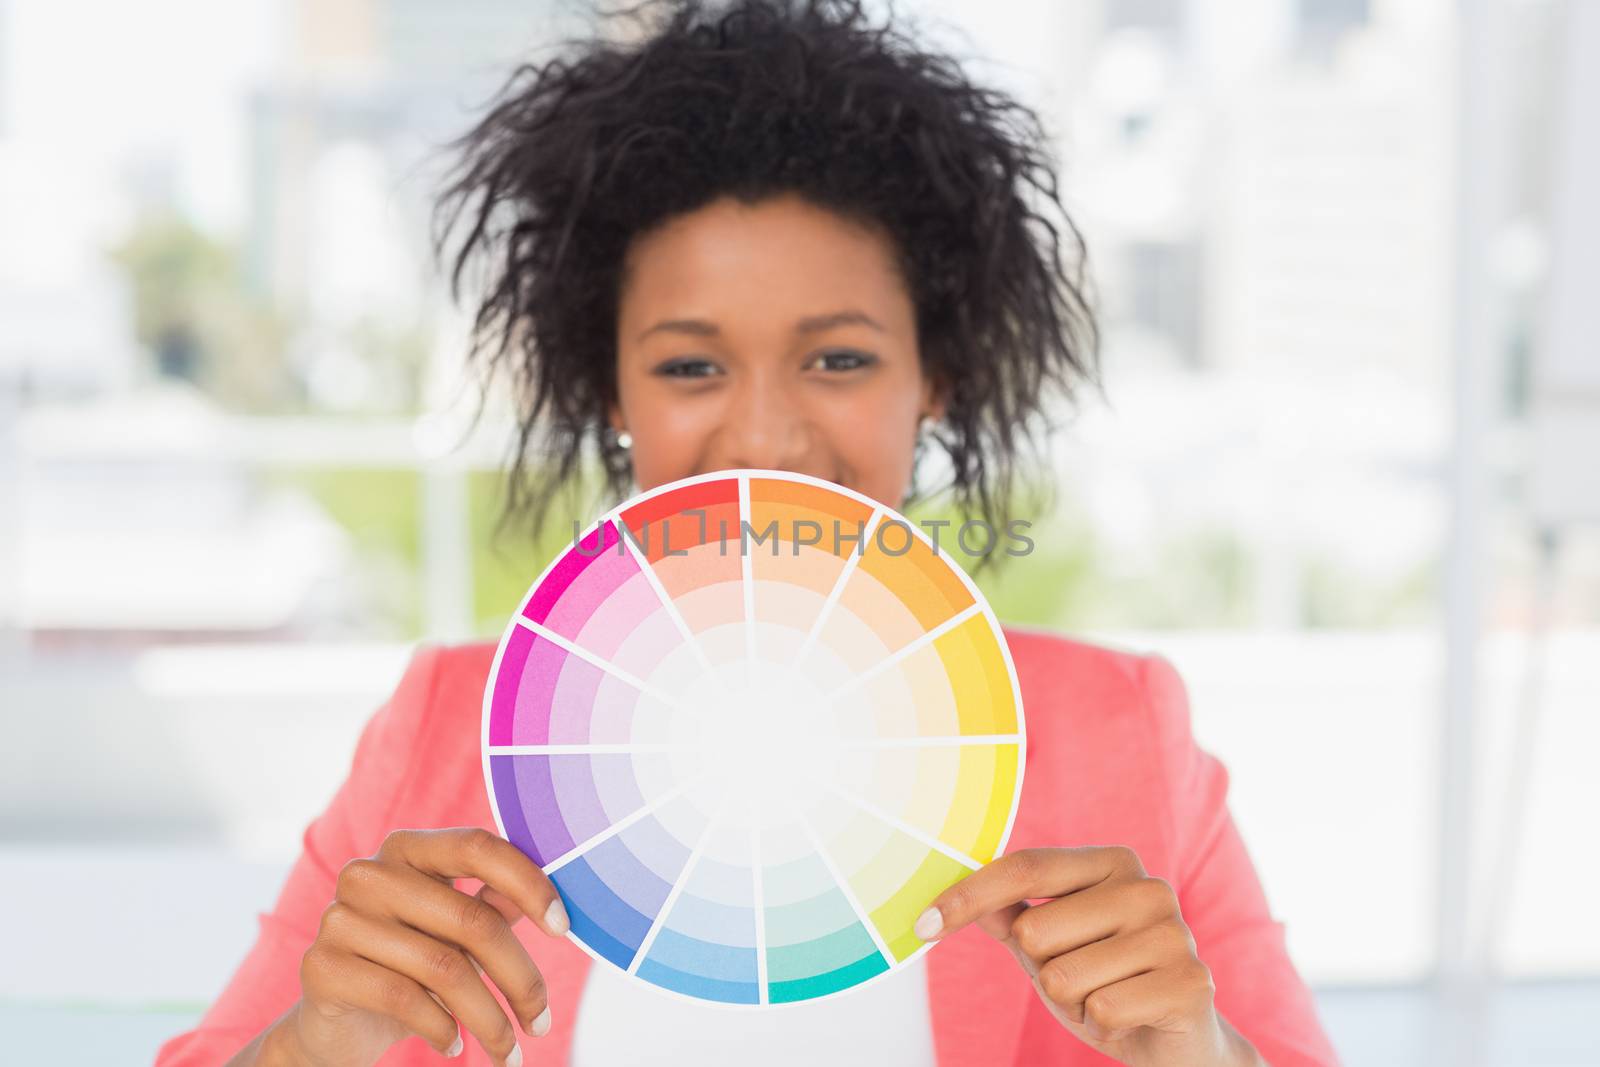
xmin=494 ymin=753 xmax=651 ymax=869
xmin=524 ymin=521 xmax=631 ymax=631
xmin=499 ymin=754 xmax=571 ymax=864
xmin=590 ymin=749 xmax=646 ymax=825
xmin=491 ymin=755 xmax=539 ymax=861
xmin=489 ymin=625 xmax=534 ymax=745
xmin=547 ymin=754 xmax=613 ymax=847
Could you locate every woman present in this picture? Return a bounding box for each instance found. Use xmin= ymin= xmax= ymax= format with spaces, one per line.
xmin=160 ymin=2 xmax=1338 ymax=1065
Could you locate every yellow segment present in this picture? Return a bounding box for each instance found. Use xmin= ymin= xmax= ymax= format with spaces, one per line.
xmin=932 ymin=614 xmax=1018 ymax=734
xmin=966 ymin=744 xmax=1019 ymax=862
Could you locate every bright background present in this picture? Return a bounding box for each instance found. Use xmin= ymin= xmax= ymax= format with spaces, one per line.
xmin=2 ymin=1 xmax=1597 ymax=1064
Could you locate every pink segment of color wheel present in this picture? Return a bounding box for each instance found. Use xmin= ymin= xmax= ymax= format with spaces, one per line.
xmin=481 ymin=469 xmax=1026 ymax=1007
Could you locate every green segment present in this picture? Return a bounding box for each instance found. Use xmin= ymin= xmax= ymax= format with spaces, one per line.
xmin=872 ymin=850 xmax=971 ymax=961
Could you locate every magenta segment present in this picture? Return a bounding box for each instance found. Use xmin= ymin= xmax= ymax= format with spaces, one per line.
xmin=505 ymin=634 xmax=570 ymax=746
xmin=489 ymin=624 xmax=535 ymax=745
xmin=546 ymin=652 xmax=605 ymax=744
xmin=575 ymin=570 xmax=681 ymax=669
xmin=525 ymin=521 xmax=634 ymax=636
xmin=588 ymin=673 xmax=641 ymax=744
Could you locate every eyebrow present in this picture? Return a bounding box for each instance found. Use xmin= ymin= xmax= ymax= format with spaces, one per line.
xmin=634 ymin=308 xmax=886 ymax=342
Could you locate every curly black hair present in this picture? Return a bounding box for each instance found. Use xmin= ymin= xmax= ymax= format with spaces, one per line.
xmin=432 ymin=0 xmax=1099 ymax=540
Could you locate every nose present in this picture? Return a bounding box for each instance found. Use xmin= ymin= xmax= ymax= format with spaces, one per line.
xmin=709 ymin=369 xmax=813 ymax=474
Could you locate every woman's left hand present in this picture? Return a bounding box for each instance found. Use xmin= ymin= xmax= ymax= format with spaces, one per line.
xmin=915 ymin=846 xmax=1264 ymax=1067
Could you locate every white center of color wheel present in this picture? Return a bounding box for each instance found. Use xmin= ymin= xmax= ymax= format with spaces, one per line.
xmin=688 ymin=661 xmax=838 ymax=830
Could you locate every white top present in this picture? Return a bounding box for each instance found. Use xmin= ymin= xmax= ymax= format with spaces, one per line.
xmin=569 ymin=955 xmax=938 ymax=1066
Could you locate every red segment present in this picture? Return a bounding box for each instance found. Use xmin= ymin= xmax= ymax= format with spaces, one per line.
xmin=618 ymin=479 xmax=741 ymax=563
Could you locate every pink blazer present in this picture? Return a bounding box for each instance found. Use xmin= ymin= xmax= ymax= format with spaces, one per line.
xmin=157 ymin=630 xmax=1339 ymax=1066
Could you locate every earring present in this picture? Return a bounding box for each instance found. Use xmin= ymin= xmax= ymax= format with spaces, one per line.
xmin=602 ymin=426 xmax=634 ymax=482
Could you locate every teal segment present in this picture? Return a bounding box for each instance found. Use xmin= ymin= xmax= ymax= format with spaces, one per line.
xmin=768 ymin=950 xmax=888 ymax=1002
xmin=766 ymin=919 xmax=880 ymax=983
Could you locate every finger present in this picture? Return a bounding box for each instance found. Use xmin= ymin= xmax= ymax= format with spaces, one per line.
xmin=977 ymin=900 xmax=1029 ymax=945
xmin=1034 ymin=924 xmax=1194 ymax=1025
xmin=478 ymin=884 xmax=525 ymax=925
xmin=474 ymin=887 xmax=554 ymax=1038
xmin=1078 ymin=958 xmax=1216 ymax=1039
xmin=1008 ymin=879 xmax=1176 ymax=963
xmin=326 ymin=903 xmax=527 ymax=1065
xmin=377 ymin=828 xmax=570 ymax=937
xmin=916 ymin=847 xmax=1144 ymax=942
xmin=337 ymin=864 xmax=551 ymax=1037
xmin=301 ymin=944 xmax=462 ymax=1057
xmin=993 ymin=904 xmax=1039 ymax=980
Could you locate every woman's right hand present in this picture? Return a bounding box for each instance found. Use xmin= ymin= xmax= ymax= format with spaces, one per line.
xmin=244 ymin=827 xmax=570 ymax=1067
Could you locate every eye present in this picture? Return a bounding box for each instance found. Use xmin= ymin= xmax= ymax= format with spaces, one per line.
xmin=808 ymin=348 xmax=878 ymax=372
xmin=654 ymin=357 xmax=722 ymax=379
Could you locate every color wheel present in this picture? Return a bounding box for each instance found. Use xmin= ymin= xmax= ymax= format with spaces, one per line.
xmin=482 ymin=470 xmax=1025 ymax=1007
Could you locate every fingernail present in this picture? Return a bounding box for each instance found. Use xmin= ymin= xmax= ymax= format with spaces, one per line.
xmin=507 ymin=1043 xmax=523 ymax=1067
xmin=446 ymin=1030 xmax=463 ymax=1058
xmin=545 ymin=897 xmax=570 ymax=936
xmin=530 ymin=1005 xmax=552 ymax=1037
xmin=914 ymin=906 xmax=943 ymax=941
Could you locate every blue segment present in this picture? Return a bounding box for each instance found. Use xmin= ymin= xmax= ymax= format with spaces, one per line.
xmin=550 ymin=851 xmax=652 ymax=969
xmin=590 ymin=814 xmax=684 ymax=919
xmin=656 ymin=879 xmax=756 ymax=947
xmin=643 ymin=925 xmax=757 ymax=985
xmin=637 ymin=956 xmax=760 ymax=1004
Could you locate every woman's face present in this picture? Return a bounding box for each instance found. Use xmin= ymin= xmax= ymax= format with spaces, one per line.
xmin=612 ymin=193 xmax=940 ymax=509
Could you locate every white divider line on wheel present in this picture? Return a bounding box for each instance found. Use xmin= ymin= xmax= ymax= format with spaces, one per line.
xmin=541 ymin=777 xmax=698 ymax=876
xmin=618 ymin=524 xmax=729 ymax=696
xmin=789 ymin=506 xmax=885 ymax=671
xmin=823 ymin=602 xmax=982 ymax=701
xmin=514 ymin=616 xmax=689 ymax=713
xmin=751 ymin=818 xmax=770 ymax=1004
xmin=792 ymin=808 xmax=895 ymax=969
xmin=628 ymin=814 xmax=721 ymax=976
xmin=824 ymin=781 xmax=983 ymax=871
